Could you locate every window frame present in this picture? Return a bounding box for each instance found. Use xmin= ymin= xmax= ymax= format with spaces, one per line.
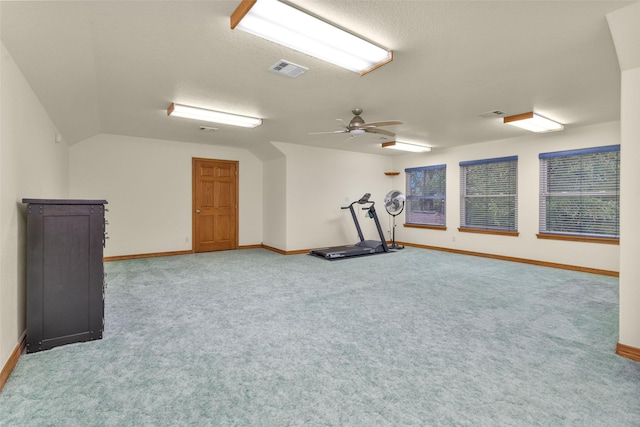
xmin=459 ymin=155 xmax=518 ymax=234
xmin=404 ymin=164 xmax=447 ymax=228
xmin=538 ymin=145 xmax=620 ymax=242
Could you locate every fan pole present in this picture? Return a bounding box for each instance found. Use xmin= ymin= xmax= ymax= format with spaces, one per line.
xmin=390 ymin=211 xmax=404 ymax=250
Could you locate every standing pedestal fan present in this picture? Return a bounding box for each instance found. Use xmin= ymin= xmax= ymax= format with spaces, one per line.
xmin=384 ymin=190 xmax=405 ymax=250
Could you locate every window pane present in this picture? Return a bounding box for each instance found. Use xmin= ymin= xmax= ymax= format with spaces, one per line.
xmin=460 ymin=157 xmax=517 ymax=231
xmin=539 ymin=146 xmax=619 ymax=238
xmin=405 ymin=165 xmax=446 ymax=226
xmin=464 ymin=196 xmax=517 ymax=230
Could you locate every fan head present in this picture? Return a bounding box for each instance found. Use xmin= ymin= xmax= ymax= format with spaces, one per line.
xmin=384 ymin=190 xmax=405 ymax=215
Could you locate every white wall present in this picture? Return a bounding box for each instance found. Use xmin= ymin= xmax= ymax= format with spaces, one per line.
xmin=0 ymin=43 xmax=69 ymax=370
xmin=391 ymin=121 xmax=621 ymax=272
xmin=271 ymin=142 xmax=393 ymax=251
xmin=619 ymin=67 xmax=640 ymax=348
xmin=263 ymin=155 xmax=287 ymax=250
xmin=608 ymin=0 xmax=640 ymax=353
xmin=68 ymin=134 xmax=263 ymax=257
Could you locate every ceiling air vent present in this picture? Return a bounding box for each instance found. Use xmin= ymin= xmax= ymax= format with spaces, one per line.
xmin=478 ymin=110 xmax=505 ymax=118
xmin=269 ymin=60 xmax=308 ymax=78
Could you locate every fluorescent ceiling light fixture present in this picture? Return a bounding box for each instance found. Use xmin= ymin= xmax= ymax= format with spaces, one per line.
xmin=503 ymin=112 xmax=564 ymax=133
xmin=167 ymin=103 xmax=262 ymax=128
xmin=230 ymin=0 xmax=393 ymax=76
xmin=382 ymin=141 xmax=432 ymax=153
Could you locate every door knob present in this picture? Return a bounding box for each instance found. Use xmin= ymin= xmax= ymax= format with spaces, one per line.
xmin=195 ymin=209 xmax=201 ymax=213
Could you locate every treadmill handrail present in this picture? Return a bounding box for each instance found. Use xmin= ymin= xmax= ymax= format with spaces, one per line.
xmin=344 ymin=200 xmax=365 ymax=242
xmin=341 ymin=198 xmax=373 ymax=210
xmin=367 ymin=203 xmax=389 ymax=253
xmin=341 ymin=200 xmax=359 ymax=210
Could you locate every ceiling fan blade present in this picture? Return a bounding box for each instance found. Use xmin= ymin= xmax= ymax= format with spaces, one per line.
xmin=366 ymin=128 xmax=396 ymax=137
xmin=361 ymin=120 xmax=403 ymax=128
xmin=308 ymin=130 xmax=349 ymax=135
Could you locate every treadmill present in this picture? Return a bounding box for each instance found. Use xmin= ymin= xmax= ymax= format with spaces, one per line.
xmin=310 ymin=193 xmax=390 ymax=260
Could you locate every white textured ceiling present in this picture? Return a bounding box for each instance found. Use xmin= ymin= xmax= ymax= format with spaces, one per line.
xmin=0 ymin=1 xmax=632 ymax=159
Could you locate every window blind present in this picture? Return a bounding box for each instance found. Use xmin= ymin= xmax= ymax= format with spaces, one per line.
xmin=539 ymin=145 xmax=620 ymax=238
xmin=460 ymin=156 xmax=518 ymax=231
xmin=405 ymin=164 xmax=446 ymax=226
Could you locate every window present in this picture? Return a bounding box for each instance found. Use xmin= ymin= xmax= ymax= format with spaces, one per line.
xmin=539 ymin=145 xmax=620 ymax=239
xmin=460 ymin=156 xmax=518 ymax=232
xmin=405 ymin=164 xmax=446 ymax=227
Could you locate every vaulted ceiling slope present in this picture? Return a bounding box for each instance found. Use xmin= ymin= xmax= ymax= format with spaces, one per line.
xmin=0 ymin=1 xmax=632 ymax=159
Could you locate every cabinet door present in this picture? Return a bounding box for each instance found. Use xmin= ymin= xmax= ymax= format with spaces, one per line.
xmin=26 ymin=203 xmax=104 ymax=353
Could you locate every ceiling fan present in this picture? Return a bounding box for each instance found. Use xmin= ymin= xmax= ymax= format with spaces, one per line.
xmin=309 ymin=108 xmax=402 ymax=138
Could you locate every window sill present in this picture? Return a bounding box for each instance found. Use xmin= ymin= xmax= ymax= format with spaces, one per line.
xmin=536 ymin=233 xmax=619 ymax=245
xmin=458 ymin=228 xmax=519 ymax=237
xmin=404 ymin=224 xmax=447 ymax=231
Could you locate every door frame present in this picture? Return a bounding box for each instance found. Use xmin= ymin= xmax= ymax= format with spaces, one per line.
xmin=192 ymin=157 xmax=239 ymax=252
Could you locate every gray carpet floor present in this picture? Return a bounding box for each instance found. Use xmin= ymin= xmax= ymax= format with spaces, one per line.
xmin=1 ymin=248 xmax=639 ymax=426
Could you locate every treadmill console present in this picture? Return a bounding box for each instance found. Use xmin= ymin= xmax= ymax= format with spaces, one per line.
xmin=358 ymin=193 xmax=371 ymax=204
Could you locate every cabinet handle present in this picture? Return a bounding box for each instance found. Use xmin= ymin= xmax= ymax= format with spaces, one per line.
xmin=196 ymin=209 xmax=201 ymax=213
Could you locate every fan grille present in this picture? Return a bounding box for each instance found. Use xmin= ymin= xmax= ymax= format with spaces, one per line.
xmin=384 ymin=190 xmax=405 ymax=215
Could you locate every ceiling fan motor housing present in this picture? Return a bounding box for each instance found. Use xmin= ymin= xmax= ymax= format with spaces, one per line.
xmin=349 ymin=114 xmax=365 ymax=129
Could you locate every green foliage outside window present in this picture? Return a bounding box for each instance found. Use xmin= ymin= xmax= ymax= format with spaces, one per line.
xmin=405 ymin=165 xmax=446 ymax=226
xmin=460 ymin=157 xmax=517 ymax=231
xmin=541 ymin=148 xmax=619 ymax=237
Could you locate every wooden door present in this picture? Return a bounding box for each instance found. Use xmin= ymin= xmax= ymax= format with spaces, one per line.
xmin=192 ymin=158 xmax=238 ymax=252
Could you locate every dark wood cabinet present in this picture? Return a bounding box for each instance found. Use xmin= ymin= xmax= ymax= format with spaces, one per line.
xmin=22 ymin=199 xmax=108 ymax=353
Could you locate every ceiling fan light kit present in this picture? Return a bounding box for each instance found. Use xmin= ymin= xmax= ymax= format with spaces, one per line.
xmin=382 ymin=141 xmax=432 ymax=153
xmin=503 ymin=112 xmax=564 ymax=133
xmin=230 ymin=0 xmax=393 ymax=75
xmin=167 ymin=103 xmax=262 ymax=128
